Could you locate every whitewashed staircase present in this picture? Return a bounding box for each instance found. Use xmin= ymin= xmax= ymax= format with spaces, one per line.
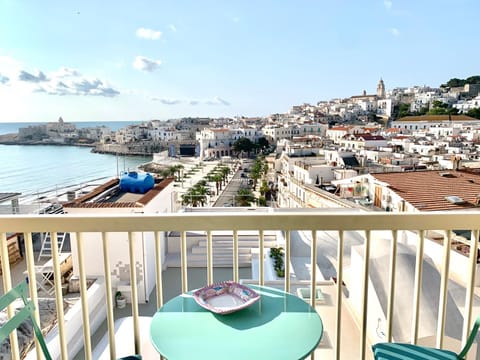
xmin=166 ymin=231 xmax=278 ymax=267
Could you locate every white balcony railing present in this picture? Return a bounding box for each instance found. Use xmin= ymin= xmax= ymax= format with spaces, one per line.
xmin=1 ymin=210 xmax=480 ymax=359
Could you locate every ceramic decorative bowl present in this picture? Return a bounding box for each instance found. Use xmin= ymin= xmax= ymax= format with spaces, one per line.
xmin=193 ymin=281 xmax=260 ymax=315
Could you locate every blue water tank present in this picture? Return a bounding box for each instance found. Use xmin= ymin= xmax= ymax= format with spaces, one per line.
xmin=119 ymin=171 xmax=155 ymax=194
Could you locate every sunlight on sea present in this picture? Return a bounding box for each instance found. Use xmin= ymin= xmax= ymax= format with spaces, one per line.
xmin=0 ymin=144 xmax=151 ymax=196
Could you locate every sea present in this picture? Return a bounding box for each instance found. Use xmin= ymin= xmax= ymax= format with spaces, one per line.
xmin=0 ymin=121 xmax=153 ymax=197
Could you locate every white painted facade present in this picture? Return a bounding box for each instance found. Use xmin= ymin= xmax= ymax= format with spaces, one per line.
xmin=65 ymin=180 xmax=175 ymax=304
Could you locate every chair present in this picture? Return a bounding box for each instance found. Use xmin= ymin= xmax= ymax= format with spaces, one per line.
xmin=0 ymin=279 xmax=52 ymax=360
xmin=372 ymin=314 xmax=480 ymax=359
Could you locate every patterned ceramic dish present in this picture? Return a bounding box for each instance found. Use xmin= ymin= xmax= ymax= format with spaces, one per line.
xmin=193 ymin=281 xmax=261 ymax=315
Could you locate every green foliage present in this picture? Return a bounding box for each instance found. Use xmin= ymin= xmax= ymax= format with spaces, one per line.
xmin=467 ymin=108 xmax=480 ymax=119
xmin=427 ymin=100 xmax=459 ymax=116
xmin=233 ymin=137 xmax=255 ymax=155
xmin=235 ymin=188 xmax=256 ymax=206
xmin=441 ymin=75 xmax=480 ymax=88
xmin=258 ymin=196 xmax=267 ymax=206
xmin=259 ymin=180 xmax=269 ymax=196
xmin=256 ymin=137 xmax=270 ymax=150
xmin=269 ymin=247 xmax=285 ymax=278
xmin=397 ymin=103 xmax=410 ymax=118
xmin=417 ymin=106 xmax=429 ymax=115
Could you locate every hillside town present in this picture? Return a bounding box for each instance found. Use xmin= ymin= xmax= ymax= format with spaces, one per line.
xmin=3 ymin=77 xmax=480 ymax=215
xmin=3 ymin=78 xmax=480 ymax=204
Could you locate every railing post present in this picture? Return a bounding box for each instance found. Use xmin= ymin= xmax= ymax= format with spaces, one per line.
xmin=207 ymin=231 xmax=213 ymax=284
xmin=335 ymin=230 xmax=344 ymax=360
xmin=128 ymin=232 xmax=141 ymax=354
xmin=285 ymin=231 xmax=291 ymax=293
xmin=436 ymin=230 xmax=452 ymax=349
xmin=360 ymin=230 xmax=371 ymax=360
xmin=411 ymin=230 xmax=425 ymax=345
xmin=50 ymin=231 xmax=68 ymax=359
xmin=24 ymin=232 xmax=43 ymax=360
xmin=233 ymin=230 xmax=239 ymax=283
xmin=309 ymin=229 xmax=318 ymax=360
xmin=102 ymin=232 xmax=116 ymax=360
xmin=155 ymin=231 xmax=164 ymax=309
xmin=463 ymin=229 xmax=479 ymax=347
xmin=76 ymin=232 xmax=92 ymax=359
xmin=181 ymin=231 xmax=188 ymax=293
xmin=310 ymin=230 xmax=317 ymax=309
xmin=386 ymin=230 xmax=398 ymax=342
xmin=259 ymin=230 xmax=265 ymax=286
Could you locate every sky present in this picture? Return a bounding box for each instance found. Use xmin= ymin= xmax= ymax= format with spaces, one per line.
xmin=0 ymin=0 xmax=479 ymax=123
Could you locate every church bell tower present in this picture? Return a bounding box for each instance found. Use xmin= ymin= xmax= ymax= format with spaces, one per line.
xmin=377 ymin=78 xmax=386 ymax=98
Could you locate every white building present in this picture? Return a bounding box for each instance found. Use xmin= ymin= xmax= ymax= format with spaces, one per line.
xmin=63 ymin=176 xmax=176 ymax=304
xmin=392 ymin=115 xmax=480 ymax=132
xmin=453 ymin=95 xmax=480 ymax=113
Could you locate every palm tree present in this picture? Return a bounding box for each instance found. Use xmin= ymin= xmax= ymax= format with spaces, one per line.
xmin=181 ymin=184 xmax=208 ymax=207
xmin=235 ymin=188 xmax=256 ymax=206
xmin=171 ymin=164 xmax=184 ymax=181
xmin=160 ymin=167 xmax=174 ymax=179
xmin=192 ymin=184 xmax=208 ymax=206
xmin=220 ymin=166 xmax=230 ymax=186
xmin=206 ymin=173 xmax=223 ymax=195
xmin=212 ymin=173 xmax=223 ymax=193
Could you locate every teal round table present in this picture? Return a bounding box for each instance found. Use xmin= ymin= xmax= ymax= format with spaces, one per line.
xmin=150 ymin=285 xmax=323 ymax=360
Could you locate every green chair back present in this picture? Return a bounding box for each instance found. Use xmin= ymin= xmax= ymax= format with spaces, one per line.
xmin=372 ymin=314 xmax=480 ymax=360
xmin=0 ymin=280 xmax=52 ymax=360
xmin=457 ymin=314 xmax=480 ymax=359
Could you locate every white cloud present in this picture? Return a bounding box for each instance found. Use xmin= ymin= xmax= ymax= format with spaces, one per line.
xmin=0 ymin=74 xmax=9 ymax=84
xmin=206 ymin=96 xmax=230 ymax=106
xmin=4 ymin=60 xmax=120 ymax=97
xmin=168 ymin=24 xmax=177 ymax=32
xmin=51 ymin=67 xmax=81 ymax=78
xmin=136 ymin=27 xmax=162 ymax=40
xmin=152 ymin=97 xmax=181 ymax=105
xmin=389 ymin=27 xmax=400 ymax=36
xmin=384 ymin=0 xmax=393 ymax=10
xmin=41 ymin=77 xmax=120 ymax=97
xmin=133 ymin=56 xmax=162 ymax=72
xmin=18 ymin=70 xmax=48 ymax=83
xmin=151 ymin=96 xmax=230 ymax=106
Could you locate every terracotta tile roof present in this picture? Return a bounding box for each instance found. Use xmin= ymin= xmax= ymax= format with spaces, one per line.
xmin=385 ymin=128 xmax=401 ymax=133
xmin=136 ymin=178 xmax=174 ymax=205
xmin=63 ymin=178 xmax=120 ymax=207
xmin=396 ymin=115 xmax=477 ymax=122
xmin=373 ymin=170 xmax=480 ymax=211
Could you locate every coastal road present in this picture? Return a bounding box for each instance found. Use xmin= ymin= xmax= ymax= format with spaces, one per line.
xmin=214 ymin=166 xmax=250 ymax=207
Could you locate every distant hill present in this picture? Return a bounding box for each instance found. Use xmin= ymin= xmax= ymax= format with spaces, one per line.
xmin=440 ymin=76 xmax=480 ymax=88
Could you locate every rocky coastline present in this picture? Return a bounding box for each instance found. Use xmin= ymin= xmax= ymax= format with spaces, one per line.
xmin=0 ymin=134 xmax=95 ymax=147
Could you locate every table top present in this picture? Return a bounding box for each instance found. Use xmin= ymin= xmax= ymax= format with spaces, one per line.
xmin=150 ymin=284 xmax=323 ymax=360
